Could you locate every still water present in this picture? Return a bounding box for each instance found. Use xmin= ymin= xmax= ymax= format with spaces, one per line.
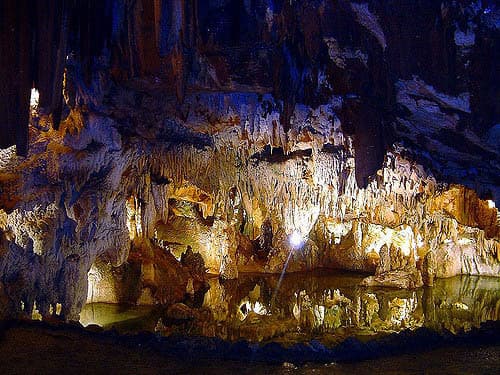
xmin=80 ymin=271 xmax=500 ymax=345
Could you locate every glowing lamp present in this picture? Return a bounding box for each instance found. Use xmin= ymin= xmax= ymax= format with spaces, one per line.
xmin=30 ymin=88 xmax=39 ymax=108
xmin=289 ymin=231 xmax=304 ymax=248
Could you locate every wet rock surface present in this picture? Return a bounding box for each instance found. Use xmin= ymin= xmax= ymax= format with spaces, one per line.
xmin=1 ymin=75 xmax=499 ymax=321
xmin=0 ymin=1 xmax=499 ymax=325
xmin=80 ymin=272 xmax=500 ymax=345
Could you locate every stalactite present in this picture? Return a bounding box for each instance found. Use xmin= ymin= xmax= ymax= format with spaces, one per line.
xmin=0 ymin=1 xmax=499 ymax=320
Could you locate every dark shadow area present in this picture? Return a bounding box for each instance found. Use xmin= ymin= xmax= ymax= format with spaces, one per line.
xmin=0 ymin=319 xmax=499 ymax=374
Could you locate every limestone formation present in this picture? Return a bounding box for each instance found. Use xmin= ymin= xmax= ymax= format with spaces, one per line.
xmin=0 ymin=1 xmax=499 ymax=321
xmin=0 ymin=84 xmax=498 ymax=318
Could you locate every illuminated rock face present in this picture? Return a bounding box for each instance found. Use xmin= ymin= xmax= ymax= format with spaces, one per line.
xmin=0 ymin=89 xmax=498 ymax=320
xmin=0 ymin=1 xmax=499 ymax=321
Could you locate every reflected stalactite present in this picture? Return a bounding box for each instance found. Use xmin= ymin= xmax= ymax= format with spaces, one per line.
xmin=0 ymin=1 xmax=499 ymax=325
xmin=80 ymin=273 xmax=500 ymax=344
xmin=0 ymin=88 xmax=499 ymax=320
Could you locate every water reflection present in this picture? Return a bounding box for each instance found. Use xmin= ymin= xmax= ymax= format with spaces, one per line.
xmin=80 ymin=303 xmax=156 ymax=330
xmin=81 ymin=272 xmax=500 ymax=344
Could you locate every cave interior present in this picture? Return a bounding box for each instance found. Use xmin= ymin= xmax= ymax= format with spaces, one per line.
xmin=0 ymin=0 xmax=499 ymax=367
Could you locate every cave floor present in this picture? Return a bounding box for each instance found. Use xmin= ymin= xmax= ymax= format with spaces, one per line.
xmin=0 ymin=323 xmax=499 ymax=374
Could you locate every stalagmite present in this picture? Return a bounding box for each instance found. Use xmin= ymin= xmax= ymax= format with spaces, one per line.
xmin=0 ymin=0 xmax=498 ymax=324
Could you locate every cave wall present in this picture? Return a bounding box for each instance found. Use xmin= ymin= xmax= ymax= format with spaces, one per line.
xmin=0 ymin=1 xmax=499 ymax=320
xmin=1 ymin=1 xmax=499 ymax=197
xmin=0 ymin=84 xmax=498 ymax=319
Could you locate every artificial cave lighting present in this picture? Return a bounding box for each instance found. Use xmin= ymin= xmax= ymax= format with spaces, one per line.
xmin=0 ymin=1 xmax=499 ymax=372
xmin=30 ymin=88 xmax=39 ymax=108
xmin=87 ymin=264 xmax=103 ymax=304
xmin=289 ymin=230 xmax=305 ymax=249
xmin=125 ymin=196 xmax=137 ymax=240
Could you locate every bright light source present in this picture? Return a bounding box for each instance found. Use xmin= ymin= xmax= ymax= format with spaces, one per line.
xmin=30 ymin=88 xmax=39 ymax=108
xmin=289 ymin=231 xmax=304 ymax=248
xmin=487 ymin=200 xmax=495 ymax=209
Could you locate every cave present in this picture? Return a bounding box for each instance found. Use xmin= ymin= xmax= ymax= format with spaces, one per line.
xmin=0 ymin=1 xmax=499 ymax=373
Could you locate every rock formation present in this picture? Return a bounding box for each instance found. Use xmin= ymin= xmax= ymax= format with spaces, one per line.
xmin=0 ymin=1 xmax=499 ymax=321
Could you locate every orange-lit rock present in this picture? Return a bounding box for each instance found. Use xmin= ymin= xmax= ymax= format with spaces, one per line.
xmin=0 ymin=89 xmax=499 ymax=320
xmin=428 ymin=185 xmax=499 ymax=238
xmin=0 ymin=0 xmax=499 ymax=332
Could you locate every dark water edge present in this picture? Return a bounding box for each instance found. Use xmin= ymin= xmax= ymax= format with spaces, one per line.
xmin=0 ymin=319 xmax=499 ymax=374
xmin=4 ymin=272 xmax=498 ymax=373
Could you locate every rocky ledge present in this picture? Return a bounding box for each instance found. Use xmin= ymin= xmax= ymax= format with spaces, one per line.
xmin=0 ymin=319 xmax=499 ymax=367
xmin=0 ymin=1 xmax=499 ymax=322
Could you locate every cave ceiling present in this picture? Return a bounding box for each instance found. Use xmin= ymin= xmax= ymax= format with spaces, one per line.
xmin=0 ymin=1 xmax=499 ymax=321
xmin=0 ymin=0 xmax=498 ymax=196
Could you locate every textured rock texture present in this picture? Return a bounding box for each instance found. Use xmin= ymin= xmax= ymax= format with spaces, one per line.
xmin=0 ymin=1 xmax=499 ymax=320
xmin=80 ymin=273 xmax=500 ymax=344
xmin=193 ymin=273 xmax=500 ymax=343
